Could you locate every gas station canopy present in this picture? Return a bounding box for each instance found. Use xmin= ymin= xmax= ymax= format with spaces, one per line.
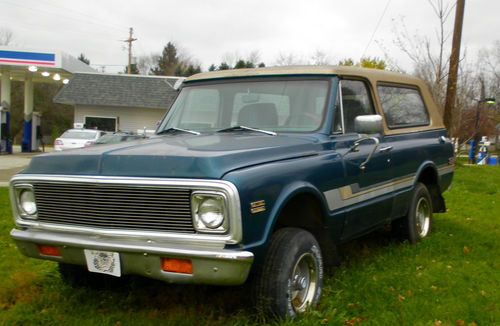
xmin=0 ymin=46 xmax=96 ymax=153
xmin=0 ymin=46 xmax=95 ymax=83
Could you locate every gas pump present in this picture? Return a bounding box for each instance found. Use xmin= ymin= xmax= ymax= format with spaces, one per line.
xmin=0 ymin=106 xmax=12 ymax=154
xmin=31 ymin=111 xmax=42 ymax=152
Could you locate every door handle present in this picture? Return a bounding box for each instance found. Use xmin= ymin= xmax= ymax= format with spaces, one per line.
xmin=379 ymin=146 xmax=393 ymax=153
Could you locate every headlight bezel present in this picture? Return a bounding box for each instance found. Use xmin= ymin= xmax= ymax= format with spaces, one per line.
xmin=191 ymin=191 xmax=229 ymax=234
xmin=14 ymin=184 xmax=38 ymax=219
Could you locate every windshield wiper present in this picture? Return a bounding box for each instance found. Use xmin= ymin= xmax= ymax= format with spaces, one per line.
xmin=157 ymin=127 xmax=200 ymax=135
xmin=217 ymin=125 xmax=277 ymax=136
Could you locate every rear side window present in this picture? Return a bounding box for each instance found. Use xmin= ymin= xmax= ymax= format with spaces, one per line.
xmin=378 ymin=85 xmax=429 ymax=128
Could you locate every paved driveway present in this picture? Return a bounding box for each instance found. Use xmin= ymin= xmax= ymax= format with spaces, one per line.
xmin=0 ymin=153 xmax=38 ymax=187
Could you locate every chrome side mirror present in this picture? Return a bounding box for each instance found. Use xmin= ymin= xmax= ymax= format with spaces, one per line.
xmin=354 ymin=115 xmax=383 ymax=135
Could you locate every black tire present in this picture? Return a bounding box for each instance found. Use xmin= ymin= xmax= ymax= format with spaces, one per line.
xmin=392 ymin=182 xmax=433 ymax=244
xmin=254 ymin=227 xmax=323 ymax=319
xmin=58 ymin=263 xmax=118 ymax=287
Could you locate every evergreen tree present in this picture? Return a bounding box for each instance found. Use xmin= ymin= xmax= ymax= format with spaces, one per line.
xmin=77 ymin=53 xmax=90 ymax=65
xmin=151 ymin=42 xmax=179 ymax=75
xmin=258 ymin=62 xmax=266 ymax=68
xmin=219 ymin=62 xmax=230 ymax=70
xmin=208 ymin=64 xmax=217 ymax=71
xmin=234 ymin=59 xmax=247 ymax=69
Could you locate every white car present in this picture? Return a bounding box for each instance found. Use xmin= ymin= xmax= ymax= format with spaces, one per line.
xmin=54 ymin=129 xmax=105 ymax=151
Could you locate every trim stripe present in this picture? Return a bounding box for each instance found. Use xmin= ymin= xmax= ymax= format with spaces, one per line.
xmin=0 ymin=59 xmax=55 ymax=66
xmin=0 ymin=50 xmax=55 ymax=62
xmin=324 ymin=175 xmax=415 ymax=211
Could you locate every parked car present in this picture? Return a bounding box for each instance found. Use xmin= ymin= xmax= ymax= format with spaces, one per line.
xmin=9 ymin=66 xmax=454 ymax=318
xmin=93 ymin=132 xmax=146 ymax=145
xmin=53 ymin=128 xmax=105 ymax=151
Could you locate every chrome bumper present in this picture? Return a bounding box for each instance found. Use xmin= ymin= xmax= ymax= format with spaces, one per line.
xmin=11 ymin=228 xmax=254 ymax=286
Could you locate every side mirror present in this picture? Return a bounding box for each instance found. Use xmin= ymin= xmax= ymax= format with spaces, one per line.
xmin=354 ymin=115 xmax=383 ymax=134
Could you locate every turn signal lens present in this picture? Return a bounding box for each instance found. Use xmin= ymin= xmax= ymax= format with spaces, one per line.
xmin=161 ymin=258 xmax=193 ymax=274
xmin=38 ymin=245 xmax=61 ymax=257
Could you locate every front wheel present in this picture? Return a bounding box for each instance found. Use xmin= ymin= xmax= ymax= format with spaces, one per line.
xmin=393 ymin=182 xmax=433 ymax=244
xmin=254 ymin=227 xmax=323 ymax=318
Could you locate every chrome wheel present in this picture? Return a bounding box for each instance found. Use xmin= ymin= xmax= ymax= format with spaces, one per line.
xmin=415 ymin=197 xmax=431 ymax=237
xmin=290 ymin=253 xmax=318 ymax=313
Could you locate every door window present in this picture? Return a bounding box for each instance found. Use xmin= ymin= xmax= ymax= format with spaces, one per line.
xmin=377 ymin=85 xmax=429 ymax=128
xmin=333 ymin=80 xmax=375 ymax=133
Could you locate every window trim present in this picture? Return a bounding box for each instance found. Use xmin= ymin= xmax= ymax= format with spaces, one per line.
xmin=376 ymin=82 xmax=431 ymax=130
xmin=333 ymin=78 xmax=377 ymax=135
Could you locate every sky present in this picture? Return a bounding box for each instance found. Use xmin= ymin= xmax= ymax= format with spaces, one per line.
xmin=0 ymin=0 xmax=498 ymax=74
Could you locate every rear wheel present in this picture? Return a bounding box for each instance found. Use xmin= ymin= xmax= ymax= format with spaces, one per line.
xmin=254 ymin=227 xmax=323 ymax=318
xmin=392 ymin=182 xmax=433 ymax=244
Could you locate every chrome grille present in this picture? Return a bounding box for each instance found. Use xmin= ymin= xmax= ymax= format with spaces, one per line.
xmin=33 ymin=182 xmax=194 ymax=233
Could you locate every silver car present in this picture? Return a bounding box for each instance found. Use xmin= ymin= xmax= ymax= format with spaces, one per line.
xmin=53 ymin=129 xmax=105 ymax=151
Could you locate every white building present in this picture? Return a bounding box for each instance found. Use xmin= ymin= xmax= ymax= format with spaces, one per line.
xmin=54 ymin=73 xmax=180 ymax=133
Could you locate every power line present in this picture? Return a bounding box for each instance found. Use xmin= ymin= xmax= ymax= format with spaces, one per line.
xmin=0 ymin=0 xmax=128 ymax=34
xmin=361 ymin=0 xmax=392 ymax=59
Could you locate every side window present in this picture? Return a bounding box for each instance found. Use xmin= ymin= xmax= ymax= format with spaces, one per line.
xmin=378 ymin=85 xmax=429 ymax=128
xmin=334 ymin=80 xmax=375 ymax=133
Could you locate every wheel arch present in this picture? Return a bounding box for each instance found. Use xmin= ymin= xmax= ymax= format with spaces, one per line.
xmin=414 ymin=161 xmax=446 ymax=213
xmin=263 ymin=182 xmax=337 ymax=267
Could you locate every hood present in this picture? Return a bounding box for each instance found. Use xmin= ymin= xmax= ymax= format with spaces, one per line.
xmin=23 ymin=133 xmax=323 ymax=179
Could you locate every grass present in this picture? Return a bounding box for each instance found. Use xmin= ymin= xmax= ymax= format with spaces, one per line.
xmin=0 ymin=165 xmax=498 ymax=325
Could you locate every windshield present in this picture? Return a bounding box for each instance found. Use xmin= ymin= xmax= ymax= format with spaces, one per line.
xmin=157 ymin=79 xmax=330 ymax=133
xmin=60 ymin=130 xmax=98 ymax=140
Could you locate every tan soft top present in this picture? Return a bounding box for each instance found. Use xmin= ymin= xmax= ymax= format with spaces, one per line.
xmin=186 ymin=65 xmax=445 ymax=134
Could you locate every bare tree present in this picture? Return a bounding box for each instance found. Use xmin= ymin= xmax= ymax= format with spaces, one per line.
xmin=310 ymin=49 xmax=331 ymax=66
xmin=0 ymin=28 xmax=13 ymax=45
xmin=136 ymin=53 xmax=160 ymax=75
xmin=392 ymin=0 xmax=455 ymax=108
xmin=274 ymin=52 xmax=305 ymax=66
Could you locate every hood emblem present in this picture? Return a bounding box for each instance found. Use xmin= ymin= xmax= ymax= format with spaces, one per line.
xmin=250 ymin=200 xmax=266 ymax=214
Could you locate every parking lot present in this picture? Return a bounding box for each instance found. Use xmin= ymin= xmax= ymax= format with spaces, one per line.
xmin=0 ymin=148 xmax=47 ymax=186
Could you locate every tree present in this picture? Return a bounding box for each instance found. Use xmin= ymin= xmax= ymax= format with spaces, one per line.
xmin=310 ymin=50 xmax=331 ymax=65
xmin=258 ymin=62 xmax=266 ymax=68
xmin=359 ymin=57 xmax=386 ymax=70
xmin=218 ymin=62 xmax=230 ymax=70
xmin=77 ymin=53 xmax=90 ymax=65
xmin=208 ymin=64 xmax=217 ymax=71
xmin=124 ymin=63 xmax=139 ymax=74
xmin=338 ymin=58 xmax=354 ymax=66
xmin=151 ymin=42 xmax=179 ymax=76
xmin=274 ymin=53 xmax=304 ymax=66
xmin=338 ymin=57 xmax=386 ymax=70
xmin=0 ymin=28 xmax=13 ymax=45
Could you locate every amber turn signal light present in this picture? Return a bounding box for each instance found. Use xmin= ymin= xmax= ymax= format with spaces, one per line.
xmin=38 ymin=245 xmax=61 ymax=257
xmin=161 ymin=258 xmax=193 ymax=274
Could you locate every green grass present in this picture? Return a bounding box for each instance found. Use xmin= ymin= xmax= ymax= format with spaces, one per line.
xmin=0 ymin=166 xmax=498 ymax=325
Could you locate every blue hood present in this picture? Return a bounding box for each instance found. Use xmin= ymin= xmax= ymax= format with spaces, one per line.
xmin=23 ymin=134 xmax=323 ymax=179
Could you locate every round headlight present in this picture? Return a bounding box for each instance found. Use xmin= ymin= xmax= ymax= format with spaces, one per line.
xmin=198 ymin=197 xmax=224 ymax=229
xmin=19 ymin=189 xmax=37 ymax=215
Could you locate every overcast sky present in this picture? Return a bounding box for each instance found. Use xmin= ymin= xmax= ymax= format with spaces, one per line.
xmin=1 ymin=0 xmax=497 ymax=73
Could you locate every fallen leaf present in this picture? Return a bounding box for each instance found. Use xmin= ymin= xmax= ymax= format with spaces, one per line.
xmin=398 ymin=294 xmax=406 ymax=302
xmin=406 ymin=290 xmax=414 ymax=297
xmin=434 ymin=320 xmax=442 ymax=326
xmin=431 ymin=285 xmax=438 ymax=291
xmin=463 ymin=246 xmax=471 ymax=254
xmin=456 ymin=320 xmax=465 ymax=326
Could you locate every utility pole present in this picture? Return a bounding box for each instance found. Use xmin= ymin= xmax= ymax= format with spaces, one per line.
xmin=443 ymin=0 xmax=465 ymax=133
xmin=123 ymin=27 xmax=137 ymax=74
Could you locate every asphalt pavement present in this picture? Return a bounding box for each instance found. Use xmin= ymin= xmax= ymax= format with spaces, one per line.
xmin=0 ymin=148 xmax=47 ymax=186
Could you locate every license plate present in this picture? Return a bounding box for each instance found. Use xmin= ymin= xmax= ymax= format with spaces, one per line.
xmin=84 ymin=249 xmax=121 ymax=277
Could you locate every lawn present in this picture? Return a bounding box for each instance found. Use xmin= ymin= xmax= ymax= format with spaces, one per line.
xmin=0 ymin=165 xmax=498 ymax=325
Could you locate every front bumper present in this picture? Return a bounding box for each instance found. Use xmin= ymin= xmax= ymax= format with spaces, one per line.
xmin=11 ymin=228 xmax=254 ymax=286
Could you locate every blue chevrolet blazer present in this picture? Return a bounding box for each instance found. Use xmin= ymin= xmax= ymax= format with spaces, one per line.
xmin=9 ymin=66 xmax=454 ymax=318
